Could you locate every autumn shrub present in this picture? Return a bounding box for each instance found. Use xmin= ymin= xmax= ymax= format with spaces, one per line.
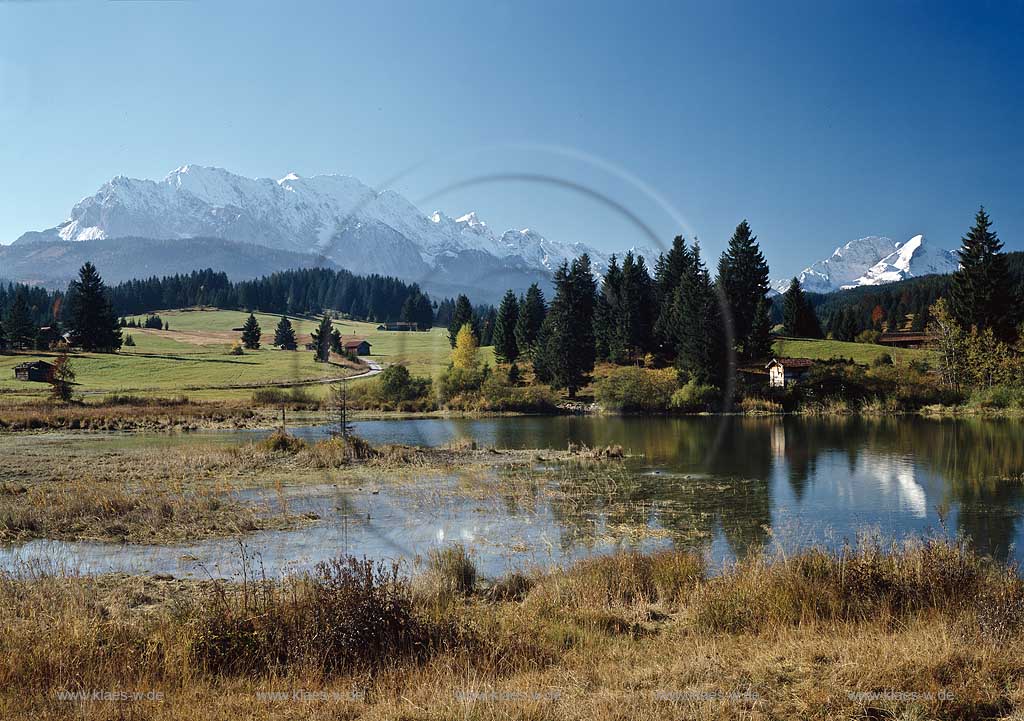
xmin=669 ymin=379 xmax=719 ymax=412
xmin=595 ymin=366 xmax=677 ymax=412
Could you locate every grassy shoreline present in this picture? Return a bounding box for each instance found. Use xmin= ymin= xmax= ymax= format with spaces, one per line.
xmin=1 ymin=538 xmax=1020 ymax=720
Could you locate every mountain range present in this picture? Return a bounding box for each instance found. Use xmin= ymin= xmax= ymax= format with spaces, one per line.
xmin=771 ymin=234 xmax=958 ymax=295
xmin=4 ymin=164 xmax=958 ymax=300
xmin=8 ymin=165 xmax=654 ymax=301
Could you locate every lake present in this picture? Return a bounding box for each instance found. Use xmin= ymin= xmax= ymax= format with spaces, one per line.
xmin=3 ymin=415 xmax=1023 ymax=578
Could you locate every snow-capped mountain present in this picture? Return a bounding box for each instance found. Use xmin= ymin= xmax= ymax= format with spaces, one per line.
xmin=13 ymin=165 xmax=656 ymax=299
xmin=773 ymin=234 xmax=957 ymax=294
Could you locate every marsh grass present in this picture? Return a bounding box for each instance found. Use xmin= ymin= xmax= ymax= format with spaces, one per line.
xmin=0 ymin=476 xmax=292 ymax=543
xmin=693 ymin=536 xmax=1012 ymax=633
xmin=0 ymin=398 xmax=264 ymax=431
xmin=1 ymin=539 xmax=1023 ymax=720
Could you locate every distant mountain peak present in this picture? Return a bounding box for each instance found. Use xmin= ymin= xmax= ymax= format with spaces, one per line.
xmin=774 ymin=234 xmax=957 ymax=294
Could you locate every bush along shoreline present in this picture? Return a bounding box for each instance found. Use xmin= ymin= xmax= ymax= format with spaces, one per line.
xmin=2 ymin=537 xmax=1023 ymax=720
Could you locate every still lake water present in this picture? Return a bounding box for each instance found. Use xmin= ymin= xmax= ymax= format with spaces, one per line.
xmin=4 ymin=415 xmax=1024 ymax=578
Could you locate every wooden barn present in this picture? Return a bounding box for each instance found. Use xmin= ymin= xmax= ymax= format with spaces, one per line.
xmin=342 ymin=338 xmax=372 ymax=356
xmin=877 ymin=332 xmax=936 ymax=350
xmin=766 ymin=357 xmax=814 ymax=388
xmin=376 ymin=322 xmax=421 ymax=332
xmin=14 ymin=360 xmax=54 ymax=382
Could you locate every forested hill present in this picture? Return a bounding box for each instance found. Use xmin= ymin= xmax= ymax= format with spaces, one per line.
xmin=0 ymin=266 xmax=436 ymax=329
xmin=783 ymin=251 xmax=1024 ymax=335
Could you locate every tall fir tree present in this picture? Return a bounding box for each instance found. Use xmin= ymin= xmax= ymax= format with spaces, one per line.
xmin=0 ymin=318 xmax=7 ymax=351
xmin=273 ymin=315 xmax=297 ymax=350
xmin=478 ymin=306 xmax=498 ymax=347
xmin=310 ymin=314 xmax=333 ymax=362
xmin=492 ymin=290 xmax=520 ymax=364
xmin=448 ymin=294 xmax=475 ymax=347
xmin=671 ymin=243 xmax=726 ymax=386
xmin=619 ymin=252 xmax=655 ymax=360
xmin=594 ymin=255 xmax=624 ymax=362
xmin=782 ymin=278 xmax=823 ymax=338
xmin=66 ymin=262 xmax=122 ymax=352
xmin=538 ymin=256 xmax=597 ymax=397
xmin=4 ymin=291 xmax=35 ymax=349
xmin=653 ymin=235 xmax=696 ymax=351
xmin=716 ymin=220 xmax=772 ymax=360
xmin=515 ymin=283 xmax=547 ymax=358
xmin=949 ymin=206 xmax=1016 ymax=342
xmin=241 ymin=313 xmax=262 ymax=349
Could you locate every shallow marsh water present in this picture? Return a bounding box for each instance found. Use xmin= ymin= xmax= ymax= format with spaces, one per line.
xmin=2 ymin=415 xmax=1023 ymax=578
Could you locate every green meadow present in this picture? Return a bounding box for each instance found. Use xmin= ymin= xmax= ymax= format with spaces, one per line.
xmin=772 ymin=337 xmax=933 ymax=365
xmin=0 ymin=308 xmax=489 ymax=404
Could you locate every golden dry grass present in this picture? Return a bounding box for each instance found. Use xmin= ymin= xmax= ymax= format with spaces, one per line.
xmin=0 ymin=540 xmax=1021 ymax=720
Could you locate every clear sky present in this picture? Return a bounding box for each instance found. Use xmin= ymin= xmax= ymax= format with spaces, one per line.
xmin=1 ymin=0 xmax=1022 ymax=279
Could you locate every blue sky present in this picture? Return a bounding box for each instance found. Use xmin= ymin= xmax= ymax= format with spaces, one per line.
xmin=1 ymin=0 xmax=1022 ymax=279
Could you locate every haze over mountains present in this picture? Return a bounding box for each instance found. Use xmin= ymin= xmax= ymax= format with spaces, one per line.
xmin=4 ymin=164 xmax=958 ymax=300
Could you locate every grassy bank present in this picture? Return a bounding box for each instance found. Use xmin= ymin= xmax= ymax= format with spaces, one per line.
xmin=1 ymin=538 xmax=1020 ymax=720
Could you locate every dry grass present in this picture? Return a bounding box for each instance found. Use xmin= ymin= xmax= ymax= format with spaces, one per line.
xmin=1 ymin=539 xmax=1021 ymax=720
xmin=0 ymin=476 xmax=300 ymax=543
xmin=0 ymin=398 xmax=269 ymax=431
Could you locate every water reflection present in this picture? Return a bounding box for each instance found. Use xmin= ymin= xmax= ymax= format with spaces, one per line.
xmin=2 ymin=415 xmax=1023 ymax=576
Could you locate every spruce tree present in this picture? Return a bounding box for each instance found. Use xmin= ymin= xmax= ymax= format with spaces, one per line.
xmin=310 ymin=314 xmax=333 ymax=362
xmin=671 ymin=243 xmax=726 ymax=386
xmin=950 ymin=206 xmax=1016 ymax=342
xmin=492 ymin=290 xmax=520 ymax=364
xmin=448 ymin=294 xmax=475 ymax=347
xmin=595 ymin=255 xmax=625 ymax=362
xmin=274 ymin=316 xmax=297 ymax=350
xmin=782 ymin=278 xmax=822 ymax=338
xmin=66 ymin=262 xmax=122 ymax=352
xmin=4 ymin=292 xmax=34 ymax=350
xmin=478 ymin=306 xmax=497 ymax=346
xmin=653 ymin=235 xmax=695 ymax=351
xmin=515 ymin=283 xmax=547 ymax=358
xmin=619 ymin=252 xmax=655 ymax=360
xmin=716 ymin=220 xmax=771 ymax=360
xmin=0 ymin=319 xmax=7 ymax=352
xmin=241 ymin=313 xmax=261 ymax=349
xmin=539 ymin=256 xmax=597 ymax=398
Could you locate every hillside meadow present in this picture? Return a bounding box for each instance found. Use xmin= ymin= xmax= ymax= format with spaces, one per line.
xmin=0 ymin=308 xmax=492 ymax=406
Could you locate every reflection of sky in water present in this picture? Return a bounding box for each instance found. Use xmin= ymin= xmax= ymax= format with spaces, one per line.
xmin=2 ymin=416 xmax=1023 ymax=577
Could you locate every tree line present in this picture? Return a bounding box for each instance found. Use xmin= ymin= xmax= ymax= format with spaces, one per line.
xmin=1 ymin=265 xmax=440 ymax=353
xmin=444 ymin=220 xmax=778 ymax=397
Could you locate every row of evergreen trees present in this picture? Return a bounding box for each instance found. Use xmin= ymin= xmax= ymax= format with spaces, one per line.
xmin=106 ymin=267 xmax=435 ymax=325
xmin=1 ymin=265 xmax=440 ymax=351
xmin=476 ymin=221 xmax=779 ymax=397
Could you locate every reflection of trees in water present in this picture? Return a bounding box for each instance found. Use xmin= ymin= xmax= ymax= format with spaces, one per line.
xmin=490 ymin=415 xmax=1024 ymax=563
xmin=539 ymin=452 xmax=774 ymax=560
xmin=851 ymin=417 xmax=1024 ymax=560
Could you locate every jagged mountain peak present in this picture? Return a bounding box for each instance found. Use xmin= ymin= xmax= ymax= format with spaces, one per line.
xmin=11 ymin=165 xmax=648 ymax=301
xmin=774 ymin=233 xmax=957 ymax=294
